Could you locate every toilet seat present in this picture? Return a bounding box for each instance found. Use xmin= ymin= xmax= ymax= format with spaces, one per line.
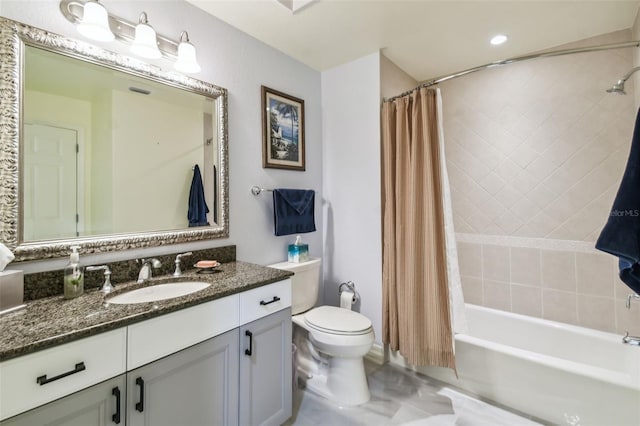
xmin=304 ymin=306 xmax=372 ymax=336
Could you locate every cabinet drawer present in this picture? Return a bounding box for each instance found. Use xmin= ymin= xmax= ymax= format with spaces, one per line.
xmin=0 ymin=328 xmax=126 ymax=421
xmin=127 ymin=295 xmax=239 ymax=370
xmin=239 ymin=279 xmax=291 ymax=325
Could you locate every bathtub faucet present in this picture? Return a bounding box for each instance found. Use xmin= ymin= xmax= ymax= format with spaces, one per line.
xmin=625 ymin=293 xmax=640 ymax=309
xmin=622 ymin=331 xmax=640 ymax=346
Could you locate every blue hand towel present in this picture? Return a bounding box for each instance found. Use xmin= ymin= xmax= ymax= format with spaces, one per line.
xmin=273 ymin=189 xmax=316 ymax=236
xmin=596 ymin=108 xmax=640 ymax=294
xmin=188 ymin=164 xmax=210 ymax=227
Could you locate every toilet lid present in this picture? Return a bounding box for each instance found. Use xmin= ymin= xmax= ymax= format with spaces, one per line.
xmin=304 ymin=306 xmax=372 ymax=334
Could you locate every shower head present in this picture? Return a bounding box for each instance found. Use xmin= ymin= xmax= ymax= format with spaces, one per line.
xmin=606 ymin=81 xmax=627 ymax=95
xmin=607 ymin=66 xmax=640 ymax=95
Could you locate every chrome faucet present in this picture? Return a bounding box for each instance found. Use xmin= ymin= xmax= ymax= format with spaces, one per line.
xmin=626 ymin=293 xmax=640 ymax=309
xmin=173 ymin=252 xmax=193 ymax=277
xmin=86 ymin=265 xmax=114 ymax=294
xmin=622 ymin=331 xmax=640 ymax=346
xmin=137 ymin=258 xmax=162 ymax=283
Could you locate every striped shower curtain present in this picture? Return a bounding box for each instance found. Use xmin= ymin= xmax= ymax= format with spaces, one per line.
xmin=381 ymin=87 xmax=463 ymax=369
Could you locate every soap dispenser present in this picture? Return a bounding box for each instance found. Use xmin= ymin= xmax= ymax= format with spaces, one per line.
xmin=64 ymin=246 xmax=84 ymax=299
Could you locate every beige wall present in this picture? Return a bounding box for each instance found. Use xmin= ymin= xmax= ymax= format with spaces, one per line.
xmin=440 ymin=30 xmax=639 ymax=334
xmin=90 ymin=91 xmax=112 ymax=235
xmin=441 ymin=30 xmax=634 ymax=240
xmin=111 ymin=90 xmax=204 ymax=233
xmin=381 ymin=54 xmax=417 ymax=100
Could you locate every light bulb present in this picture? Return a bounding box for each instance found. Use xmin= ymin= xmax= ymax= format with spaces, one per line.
xmin=174 ymin=31 xmax=201 ymax=74
xmin=130 ymin=12 xmax=161 ymax=59
xmin=77 ymin=0 xmax=114 ymax=42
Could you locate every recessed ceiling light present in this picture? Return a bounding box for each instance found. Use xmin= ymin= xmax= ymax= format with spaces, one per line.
xmin=490 ymin=34 xmax=508 ymax=45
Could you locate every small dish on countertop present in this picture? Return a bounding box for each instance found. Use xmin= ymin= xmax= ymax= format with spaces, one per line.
xmin=194 ymin=260 xmax=220 ymax=274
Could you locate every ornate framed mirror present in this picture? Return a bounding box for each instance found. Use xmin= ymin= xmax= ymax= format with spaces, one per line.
xmin=0 ymin=17 xmax=229 ymax=262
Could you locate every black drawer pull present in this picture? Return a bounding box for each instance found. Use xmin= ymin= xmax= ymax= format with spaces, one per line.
xmin=36 ymin=362 xmax=86 ymax=386
xmin=135 ymin=377 xmax=145 ymax=412
xmin=112 ymin=387 xmax=121 ymax=424
xmin=260 ymin=296 xmax=281 ymax=306
xmin=244 ymin=330 xmax=253 ymax=356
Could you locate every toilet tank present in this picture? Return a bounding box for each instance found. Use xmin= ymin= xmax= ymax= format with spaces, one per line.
xmin=267 ymin=258 xmax=321 ymax=315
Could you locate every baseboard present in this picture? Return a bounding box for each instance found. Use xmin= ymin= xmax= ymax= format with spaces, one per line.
xmin=365 ymin=343 xmax=385 ymax=365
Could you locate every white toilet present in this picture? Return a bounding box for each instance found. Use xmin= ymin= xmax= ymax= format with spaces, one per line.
xmin=268 ymin=258 xmax=374 ymax=406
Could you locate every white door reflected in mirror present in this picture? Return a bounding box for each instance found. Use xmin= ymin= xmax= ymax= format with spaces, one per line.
xmin=23 ymin=123 xmax=80 ymax=241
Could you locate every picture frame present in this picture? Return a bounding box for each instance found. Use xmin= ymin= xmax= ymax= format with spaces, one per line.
xmin=261 ymin=85 xmax=305 ymax=171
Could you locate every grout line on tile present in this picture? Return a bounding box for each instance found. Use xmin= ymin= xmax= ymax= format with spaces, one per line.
xmin=457 ymin=233 xmax=598 ymax=253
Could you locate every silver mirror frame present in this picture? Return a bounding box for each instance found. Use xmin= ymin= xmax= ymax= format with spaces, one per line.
xmin=0 ymin=17 xmax=229 ymax=262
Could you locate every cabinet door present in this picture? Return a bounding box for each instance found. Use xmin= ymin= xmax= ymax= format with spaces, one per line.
xmin=239 ymin=308 xmax=292 ymax=426
xmin=1 ymin=375 xmax=125 ymax=426
xmin=127 ymin=329 xmax=239 ymax=426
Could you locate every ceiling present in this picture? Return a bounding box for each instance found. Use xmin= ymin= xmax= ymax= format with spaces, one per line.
xmin=186 ymin=0 xmax=640 ymax=82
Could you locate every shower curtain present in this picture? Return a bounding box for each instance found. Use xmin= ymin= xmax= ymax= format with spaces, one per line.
xmin=381 ymin=87 xmax=466 ymax=369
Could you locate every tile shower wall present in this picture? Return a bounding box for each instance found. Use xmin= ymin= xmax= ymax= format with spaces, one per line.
xmin=457 ymin=238 xmax=640 ymax=335
xmin=440 ymin=30 xmax=640 ymax=333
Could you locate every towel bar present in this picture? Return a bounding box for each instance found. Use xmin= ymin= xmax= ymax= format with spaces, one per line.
xmin=251 ymin=186 xmax=316 ymax=196
xmin=251 ymin=186 xmax=273 ymax=196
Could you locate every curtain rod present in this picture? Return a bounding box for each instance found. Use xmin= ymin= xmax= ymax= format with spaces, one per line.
xmin=384 ymin=40 xmax=640 ymax=103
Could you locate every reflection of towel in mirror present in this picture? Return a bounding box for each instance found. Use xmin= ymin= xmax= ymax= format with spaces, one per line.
xmin=596 ymin=108 xmax=640 ymax=294
xmin=273 ymin=189 xmax=316 ymax=236
xmin=188 ymin=164 xmax=210 ymax=227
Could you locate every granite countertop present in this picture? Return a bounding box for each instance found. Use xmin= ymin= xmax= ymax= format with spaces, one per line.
xmin=0 ymin=261 xmax=293 ymax=362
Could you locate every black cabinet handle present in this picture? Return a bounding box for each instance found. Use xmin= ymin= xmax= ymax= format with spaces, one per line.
xmin=135 ymin=377 xmax=145 ymax=412
xmin=36 ymin=362 xmax=86 ymax=386
xmin=260 ymin=296 xmax=281 ymax=306
xmin=112 ymin=387 xmax=121 ymax=424
xmin=244 ymin=330 xmax=253 ymax=356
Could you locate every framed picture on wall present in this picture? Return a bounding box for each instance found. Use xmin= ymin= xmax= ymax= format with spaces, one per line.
xmin=261 ymin=85 xmax=305 ymax=171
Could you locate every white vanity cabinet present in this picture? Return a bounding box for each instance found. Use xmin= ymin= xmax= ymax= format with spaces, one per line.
xmin=238 ymin=279 xmax=292 ymax=426
xmin=240 ymin=308 xmax=292 ymax=426
xmin=0 ymin=328 xmax=127 ymax=422
xmin=0 ymin=278 xmax=293 ymax=426
xmin=1 ymin=374 xmax=126 ymax=426
xmin=127 ymin=329 xmax=239 ymax=426
xmin=124 ymin=294 xmax=240 ymax=426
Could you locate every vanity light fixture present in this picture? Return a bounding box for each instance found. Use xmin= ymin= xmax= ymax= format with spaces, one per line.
xmin=174 ymin=31 xmax=202 ymax=74
xmin=490 ymin=34 xmax=508 ymax=46
xmin=75 ymin=0 xmax=114 ymax=42
xmin=59 ymin=0 xmax=201 ymax=73
xmin=130 ymin=12 xmax=162 ymax=59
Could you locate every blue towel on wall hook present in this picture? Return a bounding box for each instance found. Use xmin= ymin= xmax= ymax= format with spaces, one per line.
xmin=188 ymin=164 xmax=210 ymax=227
xmin=596 ymin=108 xmax=640 ymax=294
xmin=273 ymin=189 xmax=316 ymax=236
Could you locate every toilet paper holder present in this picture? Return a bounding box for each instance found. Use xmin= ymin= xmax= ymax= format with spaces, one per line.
xmin=338 ymin=280 xmax=360 ymax=305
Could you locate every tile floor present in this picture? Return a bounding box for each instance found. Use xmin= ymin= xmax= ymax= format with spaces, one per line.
xmin=285 ymin=361 xmax=543 ymax=426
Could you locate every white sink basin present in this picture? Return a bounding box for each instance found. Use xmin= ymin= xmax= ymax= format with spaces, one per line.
xmin=107 ymin=282 xmax=210 ymax=304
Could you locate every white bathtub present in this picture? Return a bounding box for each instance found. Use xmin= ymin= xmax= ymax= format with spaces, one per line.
xmin=414 ymin=304 xmax=640 ymax=425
